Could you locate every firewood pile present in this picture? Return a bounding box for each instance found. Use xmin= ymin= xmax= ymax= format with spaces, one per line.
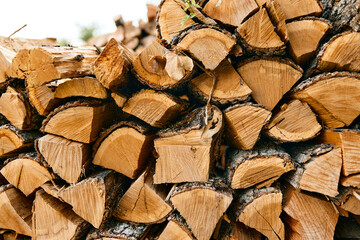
xmin=0 ymin=0 xmax=359 ymax=239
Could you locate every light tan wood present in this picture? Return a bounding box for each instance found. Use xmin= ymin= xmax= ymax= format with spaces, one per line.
xmin=340 ymin=174 xmax=360 ymax=188
xmin=27 ymin=85 xmax=60 ymax=116
xmin=224 ymin=103 xmax=271 ymax=150
xmin=158 ymin=214 xmax=195 ymax=240
xmin=264 ymin=0 xmax=288 ymax=43
xmin=0 ymin=36 xmax=57 ymax=52
xmin=153 ymin=106 xmax=223 ymax=184
xmin=36 ymin=134 xmax=91 ymax=184
xmin=291 ymin=72 xmax=360 ymax=128
xmin=340 ymin=190 xmax=360 ymax=215
xmin=266 ymin=99 xmax=322 ymax=142
xmin=274 ymin=0 xmax=323 ymax=20
xmin=223 ymin=222 xmax=261 ymax=240
xmin=0 ymin=185 xmax=32 ymax=236
xmin=237 ymin=57 xmax=303 ymax=110
xmin=111 ymin=92 xmax=127 ymax=108
xmin=0 ymin=46 xmax=15 ymax=83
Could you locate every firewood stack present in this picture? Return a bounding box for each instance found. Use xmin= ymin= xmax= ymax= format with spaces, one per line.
xmin=0 ymin=0 xmax=359 ymax=239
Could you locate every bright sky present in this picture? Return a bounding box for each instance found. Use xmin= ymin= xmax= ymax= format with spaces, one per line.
xmin=0 ymin=0 xmax=161 ymax=46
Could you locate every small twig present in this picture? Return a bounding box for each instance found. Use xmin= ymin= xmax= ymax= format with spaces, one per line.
xmin=8 ymin=24 xmax=27 ymax=38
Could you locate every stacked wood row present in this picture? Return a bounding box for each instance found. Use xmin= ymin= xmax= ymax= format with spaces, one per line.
xmin=0 ymin=0 xmax=360 ymax=239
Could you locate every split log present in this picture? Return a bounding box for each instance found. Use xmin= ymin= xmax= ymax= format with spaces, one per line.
xmin=332 ymin=187 xmax=360 ymax=215
xmin=237 ymin=57 xmax=303 ymax=110
xmin=93 ymin=120 xmax=154 ymax=179
xmin=340 ymin=174 xmax=360 ymax=188
xmin=286 ymin=17 xmax=331 ymax=65
xmin=236 ymin=7 xmax=286 ymax=54
xmin=223 ymin=103 xmax=271 ymax=150
xmin=291 ymin=72 xmax=360 ymax=128
xmin=264 ymin=0 xmax=288 ymax=43
xmin=0 ymin=185 xmax=32 ymax=236
xmin=189 ymin=60 xmax=252 ymax=106
xmin=111 ymin=92 xmax=127 ymax=108
xmin=132 ymin=41 xmax=194 ymax=90
xmin=0 ymin=36 xmax=57 ymax=52
xmin=153 ymin=105 xmax=223 ymax=184
xmin=122 ymin=89 xmax=187 ymax=128
xmin=36 ymin=134 xmax=91 ymax=184
xmin=170 ymin=180 xmax=233 ymax=240
xmin=158 ymin=213 xmax=195 ymax=240
xmin=265 ymin=99 xmax=322 ymax=142
xmin=113 ymin=167 xmax=173 ymax=224
xmin=233 ymin=186 xmax=284 ymax=240
xmin=282 ymin=186 xmax=339 ymax=240
xmin=226 ymin=142 xmax=294 ymax=189
xmin=173 ymin=25 xmax=236 ymax=70
xmin=93 ymin=38 xmax=134 ymax=91
xmin=0 ymin=46 xmax=15 ymax=83
xmin=287 ymin=144 xmax=342 ymax=197
xmin=58 ymin=170 xmax=128 ymax=228
xmin=0 ymin=124 xmax=40 ymax=158
xmin=41 ymin=100 xmax=117 ymax=143
xmin=274 ymin=0 xmax=323 ymax=21
xmin=202 ymin=0 xmax=259 ymax=26
xmin=33 ymin=189 xmax=90 ymax=240
xmin=27 ymin=85 xmax=60 ymax=116
xmin=0 ymin=155 xmax=53 ymax=196
xmin=221 ymin=222 xmax=261 ymax=240
xmin=12 ymin=46 xmax=99 ymax=87
xmin=317 ymin=129 xmax=360 ymax=176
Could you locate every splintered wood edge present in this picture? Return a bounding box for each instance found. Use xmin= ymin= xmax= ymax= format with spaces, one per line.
xmin=1 ymin=124 xmax=40 ymax=145
xmin=166 ymin=213 xmax=196 ymax=239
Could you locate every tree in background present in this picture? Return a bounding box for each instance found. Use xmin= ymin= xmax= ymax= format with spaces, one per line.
xmin=79 ymin=24 xmax=98 ymax=42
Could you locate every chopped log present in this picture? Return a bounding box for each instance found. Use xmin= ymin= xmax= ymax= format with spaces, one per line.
xmin=264 ymin=0 xmax=288 ymax=43
xmin=287 ymin=144 xmax=342 ymax=197
xmin=12 ymin=46 xmax=99 ymax=87
xmin=237 ymin=7 xmax=286 ymax=54
xmin=307 ymin=32 xmax=360 ymax=75
xmin=0 ymin=46 xmax=15 ymax=83
xmin=202 ymin=0 xmax=259 ymax=26
xmin=226 ymin=141 xmax=294 ymax=189
xmin=158 ymin=213 xmax=195 ymax=240
xmin=133 ymin=41 xmax=194 ymax=90
xmin=36 ymin=134 xmax=91 ymax=184
xmin=222 ymin=222 xmax=261 ymax=240
xmin=40 ymin=181 xmax=62 ymax=199
xmin=93 ymin=120 xmax=154 ymax=179
xmin=41 ymin=100 xmax=116 ymax=143
xmin=286 ymin=17 xmax=331 ymax=65
xmin=33 ymin=189 xmax=90 ymax=240
xmin=282 ymin=186 xmax=339 ymax=240
xmin=233 ymin=186 xmax=284 ymax=240
xmin=237 ymin=57 xmax=303 ymax=110
xmin=58 ymin=170 xmax=128 ymax=228
xmin=332 ymin=187 xmax=360 ymax=215
xmin=265 ymin=99 xmax=322 ymax=142
xmin=0 ymin=156 xmax=52 ymax=196
xmin=0 ymin=185 xmax=32 ymax=236
xmin=189 ymin=60 xmax=252 ymax=106
xmin=291 ymin=72 xmax=360 ymax=128
xmin=340 ymin=174 xmax=360 ymax=188
xmin=27 ymin=85 xmax=60 ymax=116
xmin=170 ymin=180 xmax=233 ymax=240
xmin=0 ymin=124 xmax=40 ymax=158
xmin=223 ymin=103 xmax=271 ymax=150
xmin=157 ymin=0 xmax=196 ymax=44
xmin=274 ymin=0 xmax=323 ymax=21
xmin=174 ymin=25 xmax=236 ymax=70
xmin=122 ymin=89 xmax=187 ymax=128
xmin=113 ymin=167 xmax=172 ymax=224
xmin=111 ymin=92 xmax=127 ymax=108
xmin=317 ymin=129 xmax=360 ymax=176
xmin=0 ymin=36 xmax=57 ymax=52
xmin=93 ymin=38 xmax=134 ymax=91
xmin=153 ymin=105 xmax=223 ymax=184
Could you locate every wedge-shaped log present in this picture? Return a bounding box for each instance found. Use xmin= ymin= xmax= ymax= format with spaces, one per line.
xmin=93 ymin=38 xmax=134 ymax=91
xmin=122 ymin=89 xmax=187 ymax=128
xmin=41 ymin=100 xmax=115 ymax=143
xmin=113 ymin=167 xmax=172 ymax=224
xmin=287 ymin=144 xmax=342 ymax=197
xmin=93 ymin=120 xmax=154 ymax=179
xmin=12 ymin=46 xmax=99 ymax=87
xmin=153 ymin=106 xmax=223 ymax=183
xmin=158 ymin=213 xmax=195 ymax=240
xmin=237 ymin=7 xmax=285 ymax=53
xmin=317 ymin=129 xmax=360 ymax=176
xmin=33 ymin=189 xmax=90 ymax=240
xmin=274 ymin=0 xmax=323 ymax=20
xmin=0 ymin=185 xmax=32 ymax=236
xmin=174 ymin=25 xmax=236 ymax=70
xmin=133 ymin=41 xmax=194 ymax=90
xmin=0 ymin=124 xmax=40 ymax=158
xmin=264 ymin=0 xmax=288 ymax=43
xmin=58 ymin=170 xmax=128 ymax=228
xmin=222 ymin=222 xmax=261 ymax=240
xmin=224 ymin=103 xmax=271 ymax=150
xmin=340 ymin=174 xmax=360 ymax=188
xmin=283 ymin=186 xmax=339 ymax=240
xmin=0 ymin=46 xmax=15 ymax=83
xmin=170 ymin=181 xmax=233 ymax=240
xmin=189 ymin=60 xmax=252 ymax=106
xmin=332 ymin=187 xmax=360 ymax=215
xmin=265 ymin=99 xmax=322 ymax=142
xmin=291 ymin=72 xmax=360 ymax=128
xmin=36 ymin=134 xmax=91 ymax=184
xmin=237 ymin=57 xmax=303 ymax=110
xmin=1 ymin=156 xmax=52 ymax=196
xmin=111 ymin=91 xmax=127 ymax=108
xmin=27 ymin=85 xmax=60 ymax=116
xmin=286 ymin=17 xmax=331 ymax=65
xmin=234 ymin=187 xmax=284 ymax=240
xmin=226 ymin=142 xmax=294 ymax=189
